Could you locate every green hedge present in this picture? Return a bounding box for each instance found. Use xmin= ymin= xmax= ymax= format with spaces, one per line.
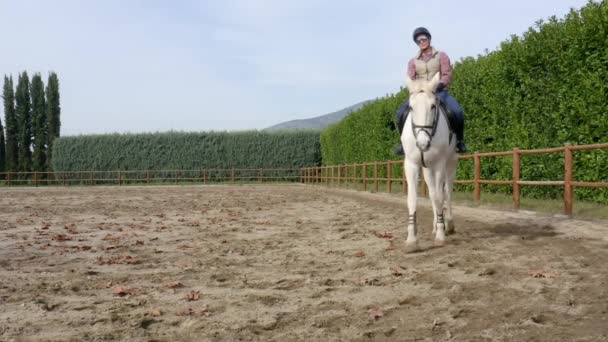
xmin=52 ymin=130 xmax=322 ymax=172
xmin=320 ymin=1 xmax=608 ymax=203
xmin=450 ymin=1 xmax=608 ymax=202
xmin=321 ymin=92 xmax=406 ymax=167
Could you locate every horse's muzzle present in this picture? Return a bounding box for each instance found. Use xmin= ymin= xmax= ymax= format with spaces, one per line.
xmin=416 ymin=140 xmax=430 ymax=152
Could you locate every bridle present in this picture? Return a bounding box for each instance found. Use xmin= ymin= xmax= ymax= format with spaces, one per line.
xmin=409 ymin=93 xmax=450 ymax=168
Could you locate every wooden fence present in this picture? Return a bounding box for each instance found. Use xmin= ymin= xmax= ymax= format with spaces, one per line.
xmin=1 ymin=143 xmax=607 ymax=216
xmin=0 ymin=168 xmax=302 ymax=187
xmin=301 ymin=143 xmax=608 ymax=216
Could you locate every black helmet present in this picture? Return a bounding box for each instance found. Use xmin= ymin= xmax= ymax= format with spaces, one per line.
xmin=412 ymin=27 xmax=431 ymax=42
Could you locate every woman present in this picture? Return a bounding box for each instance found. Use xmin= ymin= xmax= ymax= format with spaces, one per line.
xmin=395 ymin=27 xmax=467 ymax=155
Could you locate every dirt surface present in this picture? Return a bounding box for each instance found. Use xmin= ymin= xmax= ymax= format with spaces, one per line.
xmin=1 ymin=184 xmax=607 ymax=341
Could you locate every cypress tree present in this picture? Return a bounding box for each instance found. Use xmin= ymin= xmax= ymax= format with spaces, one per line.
xmin=31 ymin=73 xmax=47 ymax=173
xmin=16 ymin=71 xmax=32 ymax=173
xmin=46 ymin=72 xmax=60 ymax=171
xmin=3 ymin=76 xmax=18 ymax=172
xmin=0 ymin=117 xmax=5 ymax=176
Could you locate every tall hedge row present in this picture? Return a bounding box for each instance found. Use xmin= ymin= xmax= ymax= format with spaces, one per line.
xmin=320 ymin=1 xmax=608 ymax=203
xmin=52 ymin=130 xmax=321 ymax=172
xmin=321 ymin=92 xmax=406 ymax=166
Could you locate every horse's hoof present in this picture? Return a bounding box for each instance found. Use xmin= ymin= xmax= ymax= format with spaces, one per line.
xmin=405 ymin=242 xmax=419 ymax=253
xmin=434 ymin=239 xmax=445 ymax=247
xmin=446 ymin=222 xmax=456 ymax=235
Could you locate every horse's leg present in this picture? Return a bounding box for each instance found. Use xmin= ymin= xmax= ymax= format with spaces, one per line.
xmin=404 ymin=159 xmax=419 ymax=253
xmin=445 ymin=159 xmax=457 ymax=235
xmin=423 ymin=168 xmax=438 ymax=235
xmin=430 ymin=169 xmax=446 ymax=246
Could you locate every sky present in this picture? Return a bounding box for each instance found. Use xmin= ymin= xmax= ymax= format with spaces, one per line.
xmin=0 ymin=0 xmax=591 ymax=136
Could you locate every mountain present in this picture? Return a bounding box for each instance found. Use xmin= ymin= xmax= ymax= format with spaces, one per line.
xmin=265 ymin=100 xmax=374 ymax=131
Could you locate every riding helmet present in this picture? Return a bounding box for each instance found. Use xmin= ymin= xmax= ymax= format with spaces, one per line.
xmin=413 ymin=27 xmax=431 ymax=42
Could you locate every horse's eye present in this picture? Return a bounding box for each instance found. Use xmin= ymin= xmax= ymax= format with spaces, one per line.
xmin=431 ymin=104 xmax=436 ymax=110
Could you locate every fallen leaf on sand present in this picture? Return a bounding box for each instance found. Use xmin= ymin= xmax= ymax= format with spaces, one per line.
xmin=354 ymin=251 xmax=366 ymax=257
xmin=375 ymin=231 xmax=395 ymax=239
xmin=528 ymin=270 xmax=558 ymax=278
xmin=144 ymin=309 xmax=162 ymax=317
xmin=102 ymin=234 xmax=121 ymax=241
xmin=96 ymin=255 xmax=141 ymax=265
xmin=164 ymin=281 xmax=185 ymax=289
xmin=185 ymin=290 xmax=201 ymax=301
xmin=390 ymin=266 xmax=404 ymax=276
xmin=112 ymin=286 xmax=142 ymax=296
xmin=52 ymin=234 xmax=72 ymax=242
xmin=368 ymin=307 xmax=384 ymax=320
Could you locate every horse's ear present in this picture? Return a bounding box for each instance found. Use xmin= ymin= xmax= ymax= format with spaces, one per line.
xmin=428 ymin=72 xmax=440 ymax=93
xmin=406 ymin=76 xmax=419 ymax=94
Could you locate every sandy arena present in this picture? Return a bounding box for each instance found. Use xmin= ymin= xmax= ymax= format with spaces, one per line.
xmin=1 ymin=184 xmax=607 ymax=341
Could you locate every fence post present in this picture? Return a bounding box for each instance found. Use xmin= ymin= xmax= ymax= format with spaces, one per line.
xmin=564 ymin=143 xmax=573 ymax=216
xmin=34 ymin=172 xmax=38 ymax=187
xmin=231 ymin=169 xmax=235 ymax=183
xmin=118 ymin=171 xmax=122 ymax=186
xmin=90 ymin=171 xmax=94 ymax=186
xmin=147 ymin=170 xmax=150 ymax=185
xmin=374 ymin=161 xmax=378 ymax=193
xmin=331 ymin=166 xmax=335 ymax=186
xmin=387 ymin=161 xmax=392 ymax=193
xmin=512 ymin=148 xmax=520 ymax=210
xmin=322 ymin=166 xmax=325 ymax=185
xmin=64 ymin=172 xmax=67 ymax=186
xmin=474 ymin=153 xmax=481 ymax=205
xmin=344 ymin=165 xmax=349 ymax=188
xmin=352 ymin=164 xmax=355 ymax=188
xmin=363 ymin=164 xmax=367 ymax=191
xmin=337 ymin=165 xmax=342 ymax=188
xmin=7 ymin=172 xmax=11 ymax=187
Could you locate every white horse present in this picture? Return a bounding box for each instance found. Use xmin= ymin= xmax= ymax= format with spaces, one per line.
xmin=402 ymin=73 xmax=458 ymax=253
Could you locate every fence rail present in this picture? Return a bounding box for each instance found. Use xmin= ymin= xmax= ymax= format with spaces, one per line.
xmin=0 ymin=168 xmax=303 ymax=187
xmin=301 ymin=142 xmax=608 ymax=216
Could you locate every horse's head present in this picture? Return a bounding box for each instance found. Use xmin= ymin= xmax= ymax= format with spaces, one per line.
xmin=406 ymin=73 xmax=441 ymax=152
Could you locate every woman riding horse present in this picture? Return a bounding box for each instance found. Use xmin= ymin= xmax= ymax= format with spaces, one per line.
xmin=395 ymin=27 xmax=467 ymax=155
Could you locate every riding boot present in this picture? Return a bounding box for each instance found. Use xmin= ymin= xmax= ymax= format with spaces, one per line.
xmin=455 ymin=120 xmax=467 ymax=154
xmin=395 ymin=101 xmax=409 ymax=156
xmin=395 ymin=112 xmax=407 ymax=156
